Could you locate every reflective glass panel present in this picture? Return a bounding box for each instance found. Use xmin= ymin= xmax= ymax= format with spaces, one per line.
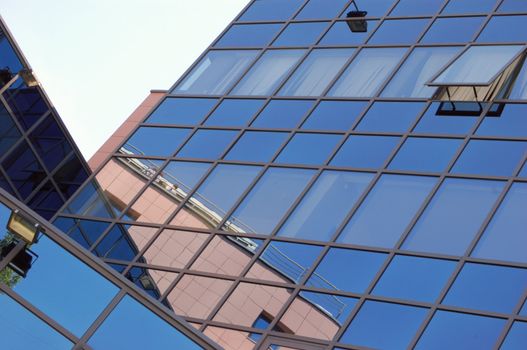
xmin=239 ymin=0 xmax=303 ymax=21
xmin=442 ymin=0 xmax=496 ymax=14
xmin=338 ymin=175 xmax=437 ymax=248
xmin=295 ymin=0 xmax=348 ymax=19
xmin=215 ymin=24 xmax=282 ymax=47
xmin=3 ymin=83 xmax=48 ymax=130
xmin=177 ymin=130 xmax=238 ymax=159
xmin=0 ymin=104 xmax=21 ymax=154
xmin=476 ymin=104 xmax=527 ymax=137
xmin=421 ymin=17 xmax=485 ymax=44
xmin=158 ymin=160 xmax=210 ymax=196
xmin=330 ymin=135 xmax=400 ymax=169
xmin=273 ymin=22 xmax=328 ymax=47
xmin=501 ymin=322 xmax=527 ymax=350
xmin=29 ymin=115 xmax=72 ymax=172
xmin=53 ymin=217 xmax=110 ymax=250
xmin=344 ymin=0 xmax=395 ymax=17
xmin=204 ymin=99 xmax=265 ymax=127
xmin=225 ymin=131 xmax=289 ymax=162
xmin=275 ymin=133 xmax=342 ymax=165
xmin=356 ymin=102 xmax=425 ymax=133
xmin=301 ymin=100 xmax=368 ymax=131
xmin=123 ymin=127 xmax=191 ymax=157
xmin=319 ymin=21 xmax=379 ymax=46
xmin=403 ymin=179 xmax=505 ymax=256
xmin=368 ymin=19 xmax=429 ymax=45
xmin=390 ymin=0 xmax=444 ymax=16
xmin=2 ymin=141 xmax=46 ymax=198
xmin=478 ymin=15 xmax=527 ymax=42
xmin=511 ymin=60 xmax=527 ymax=99
xmin=414 ymin=102 xmax=478 ymax=135
xmin=0 ymin=32 xmax=23 ymax=73
xmin=146 ymin=98 xmax=217 ymax=125
xmin=252 ymin=99 xmax=314 ymax=128
xmin=27 ymin=180 xmax=64 ymax=220
xmin=499 ymin=0 xmax=527 ymax=12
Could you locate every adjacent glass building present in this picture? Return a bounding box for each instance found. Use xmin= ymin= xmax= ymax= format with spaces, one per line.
xmin=3 ymin=0 xmax=527 ymax=349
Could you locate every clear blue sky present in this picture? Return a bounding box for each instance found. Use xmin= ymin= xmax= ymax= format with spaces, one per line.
xmin=0 ymin=0 xmax=249 ymax=159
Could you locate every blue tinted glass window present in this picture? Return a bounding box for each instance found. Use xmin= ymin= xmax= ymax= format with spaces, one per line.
xmin=231 ymin=49 xmax=305 ymax=96
xmin=356 ymin=102 xmax=424 ymax=133
xmin=444 ymin=263 xmax=527 ymax=314
xmin=29 ymin=115 xmax=72 ymax=172
xmin=310 ymin=248 xmax=387 ymax=293
xmin=0 ymin=104 xmax=21 ymax=154
xmin=53 ymin=217 xmax=110 ymax=250
xmin=88 ymin=295 xmax=201 ymax=349
xmin=205 ymin=99 xmax=265 ymax=127
xmin=478 ymin=15 xmax=527 ymax=42
xmin=521 ymin=162 xmax=527 ymax=177
xmin=403 ymin=178 xmax=504 ymax=256
xmin=0 ymin=295 xmax=72 ymax=350
xmin=66 ymin=181 xmax=117 ymax=219
xmin=421 ymin=17 xmax=485 ymax=43
xmin=501 ymin=322 xmax=527 ymax=350
xmin=302 ymin=100 xmax=368 ymax=131
xmin=252 ymin=99 xmax=314 ymax=128
xmin=3 ymin=84 xmax=48 ymax=130
xmin=27 ymin=180 xmax=64 ymax=220
xmin=415 ymin=311 xmax=505 ymax=350
xmin=296 ymin=0 xmax=348 ymax=19
xmin=331 ymin=135 xmax=399 ymax=169
xmin=473 ymin=182 xmax=527 ymax=264
xmin=373 ymin=255 xmax=456 ymax=303
xmin=278 ymin=171 xmax=374 ymax=241
xmin=368 ymin=19 xmax=429 ymax=45
xmin=272 ymin=22 xmax=328 ymax=47
xmin=173 ymin=50 xmax=258 ymax=95
xmin=225 ymin=131 xmax=288 ymax=162
xmin=442 ymin=0 xmax=496 ymax=14
xmin=11 ymin=235 xmax=119 ymax=336
xmin=160 ymin=161 xmax=210 ymax=194
xmin=146 ymin=98 xmax=217 ymax=125
xmin=389 ymin=137 xmax=462 ymax=173
xmin=499 ymin=0 xmax=527 ymax=12
xmin=177 ymin=130 xmax=238 ymax=159
xmin=292 ymin=291 xmax=357 ymax=327
xmin=2 ymin=141 xmax=46 ymax=198
xmin=477 ymin=104 xmax=527 ymax=137
xmin=279 ymin=49 xmax=354 ymax=97
xmin=452 ymin=140 xmax=527 ymax=177
xmin=123 ymin=127 xmax=191 ymax=157
xmin=0 ymin=32 xmax=23 ymax=73
xmin=53 ymin=154 xmax=89 ymax=198
xmin=341 ymin=301 xmax=428 ymax=350
xmin=522 ymin=302 xmax=527 ymax=316
xmin=216 ymin=24 xmax=282 ymax=47
xmin=239 ymin=0 xmax=303 ymax=21
xmin=390 ymin=0 xmax=444 ymax=16
xmin=319 ymin=21 xmax=379 ymax=46
xmin=344 ymin=0 xmax=395 ymax=17
xmin=225 ymin=167 xmax=315 ymax=234
xmin=414 ymin=102 xmax=478 ymax=135
xmin=94 ymin=224 xmax=142 ymax=260
xmin=338 ymin=175 xmax=436 ymax=248
xmin=276 ymin=133 xmax=342 ymax=165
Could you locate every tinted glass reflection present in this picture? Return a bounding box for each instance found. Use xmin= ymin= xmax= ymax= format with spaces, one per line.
xmin=413 ymin=102 xmax=478 ymax=135
xmin=390 ymin=0 xmax=444 ymax=16
xmin=205 ymin=98 xmax=265 ymax=127
xmin=146 ymin=98 xmax=217 ymax=125
xmin=319 ymin=21 xmax=379 ymax=46
xmin=273 ymin=22 xmax=328 ymax=47
xmin=252 ymin=99 xmax=314 ymax=129
xmin=53 ymin=217 xmax=111 ymax=250
xmin=225 ymin=131 xmax=288 ymax=162
xmin=345 ymin=0 xmax=395 ymax=17
xmin=476 ymin=104 xmax=527 ymax=137
xmin=0 ymin=104 xmax=21 ymax=154
xmin=499 ymin=0 xmax=527 ymax=12
xmin=356 ymin=102 xmax=424 ymax=133
xmin=177 ymin=130 xmax=238 ymax=159
xmin=330 ymin=135 xmax=399 ymax=169
xmin=124 ymin=127 xmax=191 ymax=157
xmin=239 ymin=0 xmax=303 ymax=21
xmin=442 ymin=0 xmax=496 ymax=14
xmin=29 ymin=115 xmax=73 ymax=172
xmin=301 ymin=100 xmax=368 ymax=131
xmin=368 ymin=19 xmax=429 ymax=45
xmin=421 ymin=17 xmax=484 ymax=44
xmin=501 ymin=322 xmax=527 ymax=350
xmin=2 ymin=140 xmax=46 ymax=198
xmin=295 ymin=0 xmax=348 ymax=19
xmin=477 ymin=15 xmax=527 ymax=42
xmin=275 ymin=133 xmax=342 ymax=165
xmin=216 ymin=24 xmax=282 ymax=47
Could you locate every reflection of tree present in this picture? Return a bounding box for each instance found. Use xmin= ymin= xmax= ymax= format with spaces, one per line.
xmin=0 ymin=232 xmax=21 ymax=288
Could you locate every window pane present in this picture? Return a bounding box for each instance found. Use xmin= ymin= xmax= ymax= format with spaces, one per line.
xmin=414 ymin=102 xmax=478 ymax=135
xmin=452 ymin=140 xmax=527 ymax=177
xmin=340 ymin=301 xmax=428 ymax=350
xmin=403 ymin=179 xmax=505 ymax=256
xmin=146 ymin=98 xmax=217 ymax=125
xmin=421 ymin=17 xmax=485 ymax=44
xmin=272 ymin=22 xmax=328 ymax=47
xmin=473 ymin=182 xmax=527 ymax=264
xmin=344 ymin=0 xmax=394 ymax=17
xmin=123 ymin=127 xmax=191 ymax=157
xmin=279 ymin=49 xmax=354 ymax=97
xmin=330 ymin=135 xmax=400 ymax=169
xmin=0 ymin=31 xmax=23 ymax=73
xmin=368 ymin=19 xmax=429 ymax=45
xmin=415 ymin=311 xmax=505 ymax=350
xmin=204 ymin=99 xmax=265 ymax=127
xmin=53 ymin=217 xmax=111 ymax=250
xmin=431 ymin=46 xmax=524 ymax=85
xmin=239 ymin=0 xmax=303 ymax=21
xmin=302 ymin=100 xmax=368 ymax=131
xmin=356 ymin=102 xmax=425 ymax=133
xmin=275 ymin=133 xmax=342 ymax=165
xmin=476 ymin=104 xmax=527 ymax=137
xmin=373 ymin=255 xmax=456 ymax=303
xmin=319 ymin=21 xmax=379 ymax=46
xmin=390 ymin=0 xmax=444 ymax=16
xmin=499 ymin=0 xmax=527 ymax=12
xmin=501 ymin=322 xmax=527 ymax=350
xmin=382 ymin=47 xmax=461 ymax=98
xmin=329 ymin=48 xmax=406 ymax=97
xmin=2 ymin=141 xmax=46 ymax=198
xmin=28 ymin=115 xmax=72 ymax=172
xmin=278 ymin=171 xmax=374 ymax=241
xmin=177 ymin=130 xmax=238 ymax=159
xmin=295 ymin=0 xmax=348 ymax=19
xmin=338 ymin=174 xmax=437 ymax=248
xmin=510 ymin=59 xmax=527 ymax=99
xmin=0 ymin=104 xmax=21 ymax=154
xmin=3 ymin=82 xmax=48 ymax=130
xmin=442 ymin=0 xmax=496 ymax=14
xmin=225 ymin=131 xmax=288 ymax=162
xmin=159 ymin=160 xmax=211 ymax=194
xmin=231 ymin=50 xmax=305 ymax=96
xmin=215 ymin=24 xmax=282 ymax=47
xmin=252 ymin=99 xmax=314 ymax=128
xmin=388 ymin=137 xmax=462 ymax=173
xmin=225 ymin=167 xmax=315 ymax=234
xmin=478 ymin=15 xmax=527 ymax=42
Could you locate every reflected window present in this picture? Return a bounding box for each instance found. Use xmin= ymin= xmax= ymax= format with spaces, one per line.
xmin=478 ymin=15 xmax=527 ymax=42
xmin=279 ymin=49 xmax=354 ymax=97
xmin=177 ymin=130 xmax=238 ymax=159
xmin=27 ymin=181 xmax=64 ymax=220
xmin=239 ymin=0 xmax=303 ymax=21
xmin=146 ymin=98 xmax=217 ymax=125
xmin=225 ymin=131 xmax=288 ymax=162
xmin=204 ymin=98 xmax=265 ymax=127
xmin=252 ymin=99 xmax=314 ymax=129
xmin=172 ymin=50 xmax=258 ymax=95
xmin=403 ymin=178 xmax=504 ymax=256
xmin=330 ymin=135 xmax=399 ymax=169
xmin=368 ymin=19 xmax=429 ymax=45
xmin=476 ymin=104 xmax=527 ymax=137
xmin=29 ymin=115 xmax=72 ymax=172
xmin=296 ymin=0 xmax=348 ymax=19
xmin=94 ymin=224 xmax=155 ymax=261
xmin=53 ymin=217 xmax=111 ymax=250
xmin=501 ymin=322 xmax=527 ymax=350
xmin=66 ymin=181 xmax=118 ymax=219
xmin=319 ymin=21 xmax=379 ymax=46
xmin=3 ymin=83 xmax=48 ymax=130
xmin=215 ymin=24 xmax=282 ymax=47
xmin=123 ymin=127 xmax=191 ymax=157
xmin=356 ymin=102 xmax=424 ymax=133
xmin=338 ymin=174 xmax=436 ymax=248
xmin=275 ymin=133 xmax=342 ymax=165
xmin=328 ymin=48 xmax=406 ymax=97
xmin=389 ymin=0 xmax=444 ymax=16
xmin=301 ymin=100 xmax=368 ymax=131
xmin=421 ymin=17 xmax=485 ymax=43
xmin=0 ymin=104 xmax=21 ymax=154
xmin=272 ymin=22 xmax=328 ymax=47
xmin=442 ymin=0 xmax=496 ymax=14
xmin=414 ymin=102 xmax=478 ymax=135
xmin=2 ymin=141 xmax=46 ymax=198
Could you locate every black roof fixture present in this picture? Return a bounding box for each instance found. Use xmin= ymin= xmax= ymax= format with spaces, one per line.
xmin=346 ymin=1 xmax=368 ymax=33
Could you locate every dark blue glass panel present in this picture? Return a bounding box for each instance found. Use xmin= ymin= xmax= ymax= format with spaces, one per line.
xmin=368 ymin=19 xmax=429 ymax=45
xmin=53 ymin=217 xmax=111 ymax=250
xmin=356 ymin=102 xmax=424 ymax=133
xmin=225 ymin=131 xmax=288 ymax=162
xmin=273 ymin=22 xmax=328 ymax=47
xmin=442 ymin=0 xmax=496 ymax=14
xmin=452 ymin=140 xmax=527 ymax=177
xmin=239 ymin=0 xmax=304 ymax=21
xmin=403 ymin=179 xmax=505 ymax=256
xmin=29 ymin=115 xmax=72 ymax=172
xmin=413 ymin=102 xmax=478 ymax=135
xmin=477 ymin=104 xmax=527 ymax=137
xmin=415 ymin=311 xmax=505 ymax=350
xmin=389 ymin=137 xmax=462 ymax=173
xmin=444 ymin=263 xmax=527 ymax=314
xmin=390 ymin=0 xmax=444 ymax=16
xmin=421 ymin=17 xmax=485 ymax=43
xmin=0 ymin=31 xmax=23 ymax=73
xmin=205 ymin=99 xmax=265 ymax=127
xmin=341 ymin=301 xmax=428 ymax=350
xmin=2 ymin=141 xmax=46 ymax=198
xmin=11 ymin=235 xmax=119 ymax=336
xmin=0 ymin=173 xmax=14 ymax=196
xmin=66 ymin=181 xmax=117 ymax=219
xmin=319 ymin=21 xmax=379 ymax=46
xmin=123 ymin=127 xmax=191 ymax=157
xmin=252 ymin=100 xmax=314 ymax=129
xmin=296 ymin=0 xmax=348 ymax=19
xmin=338 ymin=175 xmax=436 ymax=248
xmin=159 ymin=161 xmax=210 ymax=194
xmin=373 ymin=255 xmax=456 ymax=303
xmin=310 ymin=248 xmax=387 ymax=293
xmin=53 ymin=154 xmax=89 ymax=198
xmin=0 ymin=103 xmax=21 ymax=154
xmin=278 ymin=171 xmax=374 ymax=241
xmin=146 ymin=98 xmax=217 ymax=125
xmin=27 ymin=181 xmax=64 ymax=220
xmin=94 ymin=224 xmax=141 ymax=261
xmin=275 ymin=133 xmax=342 ymax=165
xmin=330 ymin=135 xmax=399 ymax=169
xmin=478 ymin=15 xmax=527 ymax=42
xmin=88 ymin=295 xmax=201 ymax=349
xmin=177 ymin=130 xmax=237 ymax=159
xmin=302 ymin=100 xmax=368 ymax=131
xmin=501 ymin=322 xmax=527 ymax=350
xmin=0 ymin=295 xmax=72 ymax=350
xmin=473 ymin=182 xmax=527 ymax=263
xmin=499 ymin=0 xmax=527 ymax=12
xmin=216 ymin=24 xmax=283 ymax=47
xmin=3 ymin=84 xmax=48 ymax=130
